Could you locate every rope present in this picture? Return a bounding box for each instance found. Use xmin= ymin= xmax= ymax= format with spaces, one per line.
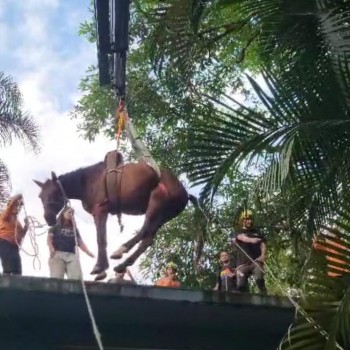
xmin=56 ymin=180 xmax=104 ymax=350
xmin=193 ymin=200 xmax=342 ymax=348
xmin=116 ymin=100 xmax=128 ymax=150
xmin=71 ymin=212 xmax=104 ymax=350
xmin=230 ymin=234 xmax=344 ymax=349
xmin=14 ymin=202 xmax=46 ymax=270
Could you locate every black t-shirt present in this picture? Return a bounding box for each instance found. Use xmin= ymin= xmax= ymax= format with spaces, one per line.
xmin=232 ymin=228 xmax=266 ymax=266
xmin=217 ymin=263 xmax=236 ymax=292
xmin=49 ymin=225 xmax=80 ymax=254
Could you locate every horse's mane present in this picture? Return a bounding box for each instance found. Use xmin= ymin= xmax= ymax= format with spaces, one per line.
xmin=58 ymin=162 xmax=105 ymax=198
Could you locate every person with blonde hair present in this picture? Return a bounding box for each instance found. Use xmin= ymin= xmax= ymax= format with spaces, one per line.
xmin=0 ymin=194 xmax=29 ymax=275
xmin=47 ymin=207 xmax=94 ymax=280
xmin=155 ymin=261 xmax=181 ymax=288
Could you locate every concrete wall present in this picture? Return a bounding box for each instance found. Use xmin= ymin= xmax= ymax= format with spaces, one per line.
xmin=0 ymin=276 xmax=294 ymax=350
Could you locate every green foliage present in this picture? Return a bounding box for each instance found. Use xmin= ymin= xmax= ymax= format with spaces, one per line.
xmin=0 ymin=72 xmax=40 ymax=207
xmin=279 ymin=205 xmax=350 ymax=350
xmin=141 ymin=169 xmax=305 ymax=295
xmin=74 ymin=1 xmax=350 ymax=347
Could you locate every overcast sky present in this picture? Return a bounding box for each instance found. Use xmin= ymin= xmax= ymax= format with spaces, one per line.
xmin=0 ymin=0 xmax=146 ymax=282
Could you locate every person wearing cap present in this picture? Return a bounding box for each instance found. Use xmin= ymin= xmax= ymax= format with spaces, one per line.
xmin=108 ymin=267 xmax=137 ymax=285
xmin=213 ymin=251 xmax=237 ymax=292
xmin=155 ymin=261 xmax=181 ymax=288
xmin=232 ymin=209 xmax=267 ymax=294
xmin=0 ymin=194 xmax=29 ymax=275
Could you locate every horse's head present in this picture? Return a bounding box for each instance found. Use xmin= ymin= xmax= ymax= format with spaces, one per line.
xmin=33 ymin=171 xmax=65 ymax=226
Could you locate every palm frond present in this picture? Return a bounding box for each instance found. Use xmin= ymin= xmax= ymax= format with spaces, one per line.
xmin=0 ymin=159 xmax=10 ymax=210
xmin=280 ymin=203 xmax=350 ymax=350
xmin=317 ymin=0 xmax=350 ymax=107
xmin=184 ymin=47 xmax=350 ymax=231
xmin=0 ymin=72 xmax=40 ymax=152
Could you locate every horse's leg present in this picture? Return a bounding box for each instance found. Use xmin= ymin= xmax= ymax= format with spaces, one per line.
xmin=110 ymin=218 xmax=151 ymax=259
xmin=114 ymin=233 xmax=155 ymax=272
xmin=110 ymin=184 xmax=169 ymax=260
xmin=91 ymin=208 xmax=109 ymax=275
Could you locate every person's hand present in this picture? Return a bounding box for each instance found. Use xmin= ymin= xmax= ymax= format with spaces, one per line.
xmin=256 ymin=256 xmax=265 ymax=263
xmin=14 ymin=194 xmax=23 ymax=204
xmin=250 ymin=237 xmax=261 ymax=244
xmin=87 ymin=251 xmax=95 ymax=258
xmin=49 ymin=248 xmax=56 ymax=258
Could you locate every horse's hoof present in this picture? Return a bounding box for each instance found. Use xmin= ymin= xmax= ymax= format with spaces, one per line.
xmin=91 ymin=264 xmax=108 ymax=275
xmin=114 ymin=265 xmax=126 ymax=273
xmin=110 ymin=245 xmax=128 ymax=260
xmin=94 ymin=271 xmax=107 ymax=281
xmin=110 ymin=252 xmax=123 ymax=260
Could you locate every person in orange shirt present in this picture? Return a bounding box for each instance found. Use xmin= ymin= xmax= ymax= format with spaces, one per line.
xmin=312 ymin=229 xmax=350 ymax=278
xmin=155 ymin=262 xmax=181 ymax=288
xmin=0 ymin=194 xmax=29 ymax=275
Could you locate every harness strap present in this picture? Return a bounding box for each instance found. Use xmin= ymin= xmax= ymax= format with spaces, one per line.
xmin=115 ymin=101 xmax=161 ymax=178
xmin=104 ymin=150 xmax=123 ymax=213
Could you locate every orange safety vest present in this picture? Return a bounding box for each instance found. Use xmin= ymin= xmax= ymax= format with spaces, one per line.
xmin=156 ymin=277 xmax=181 ymax=288
xmin=0 ymin=197 xmax=25 ymax=245
xmin=313 ymin=237 xmax=350 ymax=278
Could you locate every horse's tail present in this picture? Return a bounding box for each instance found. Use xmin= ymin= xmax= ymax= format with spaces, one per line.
xmin=117 ymin=213 xmax=124 ymax=233
xmin=188 ymin=194 xmax=207 ymax=272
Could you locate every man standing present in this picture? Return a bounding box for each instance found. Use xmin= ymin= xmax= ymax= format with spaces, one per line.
xmin=232 ymin=209 xmax=267 ymax=294
xmin=0 ymin=194 xmax=29 ymax=275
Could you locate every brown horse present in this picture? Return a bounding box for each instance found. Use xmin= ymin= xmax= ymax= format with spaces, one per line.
xmin=33 ymin=152 xmax=198 ymax=276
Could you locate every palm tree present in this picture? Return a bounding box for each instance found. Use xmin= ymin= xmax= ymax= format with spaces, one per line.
xmin=0 ymin=72 xmax=40 ymax=207
xmin=140 ymin=0 xmax=350 ymax=348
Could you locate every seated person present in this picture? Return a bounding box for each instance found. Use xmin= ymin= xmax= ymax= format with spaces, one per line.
xmin=214 ymin=251 xmax=237 ymax=292
xmin=155 ymin=261 xmax=181 ymax=288
xmin=108 ymin=268 xmax=137 ymax=285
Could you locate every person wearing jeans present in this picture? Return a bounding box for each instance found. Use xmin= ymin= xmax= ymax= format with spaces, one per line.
xmin=0 ymin=194 xmax=29 ymax=275
xmin=47 ymin=207 xmax=94 ymax=280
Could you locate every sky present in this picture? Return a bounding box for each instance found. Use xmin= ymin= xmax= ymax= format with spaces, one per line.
xmin=0 ymin=0 xmax=146 ymax=282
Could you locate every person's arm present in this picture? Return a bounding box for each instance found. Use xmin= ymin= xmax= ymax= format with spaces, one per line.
xmin=23 ymin=217 xmax=30 ymax=234
xmin=47 ymin=228 xmax=55 ymax=258
xmin=3 ymin=194 xmax=23 ymax=220
xmin=77 ymin=235 xmax=95 ymax=258
xmin=236 ymin=234 xmax=261 ymax=244
xmin=257 ymin=241 xmax=267 ymax=262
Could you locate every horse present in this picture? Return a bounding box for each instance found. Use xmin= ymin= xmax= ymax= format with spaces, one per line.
xmin=33 ymin=151 xmax=199 ymax=277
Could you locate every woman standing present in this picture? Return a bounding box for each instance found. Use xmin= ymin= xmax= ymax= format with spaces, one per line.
xmin=0 ymin=194 xmax=29 ymax=275
xmin=47 ymin=207 xmax=94 ymax=280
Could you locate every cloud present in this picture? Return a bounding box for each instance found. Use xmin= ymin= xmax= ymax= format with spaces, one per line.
xmin=1 ymin=0 xmax=147 ymax=283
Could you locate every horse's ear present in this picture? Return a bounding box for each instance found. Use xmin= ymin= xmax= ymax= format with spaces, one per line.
xmin=51 ymin=172 xmax=58 ymax=182
xmin=33 ymin=179 xmax=44 ymax=188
